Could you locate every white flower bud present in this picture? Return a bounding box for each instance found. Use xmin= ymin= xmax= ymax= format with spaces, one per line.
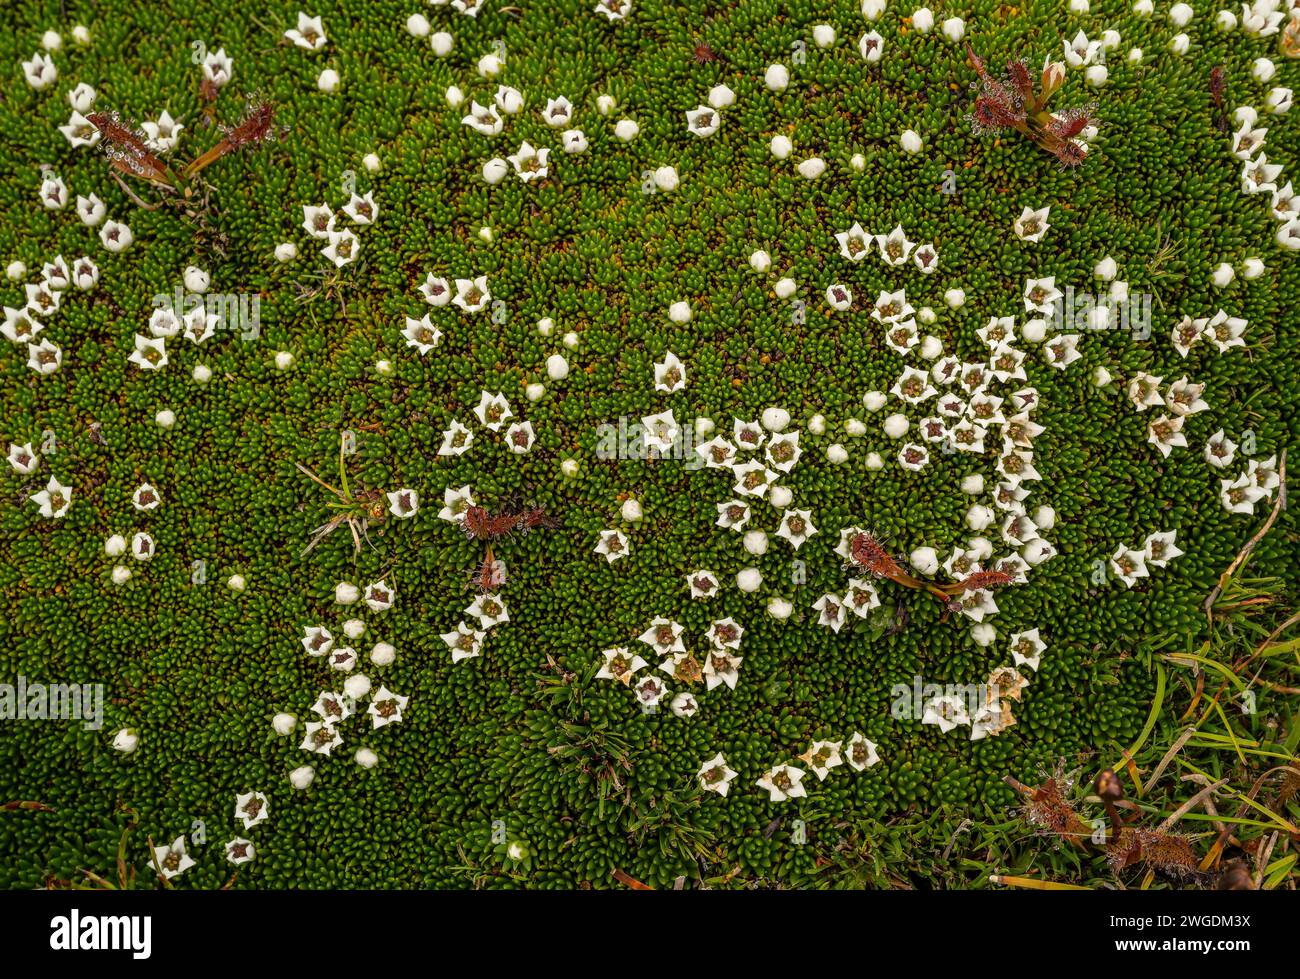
xmin=764 ymin=63 xmax=790 ymax=92
xmin=183 ymin=266 xmax=209 ymax=294
xmin=767 ymin=596 xmax=793 ymax=619
xmin=966 ymin=504 xmax=995 ymax=531
xmin=797 ymin=157 xmax=826 ymax=179
xmin=761 ymin=407 xmax=791 ymax=431
xmin=112 ymin=728 xmax=138 ymax=753
xmin=910 ymin=546 xmax=939 ymax=575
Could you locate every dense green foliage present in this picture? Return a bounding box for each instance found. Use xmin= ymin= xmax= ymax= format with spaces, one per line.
xmin=0 ymin=0 xmax=1295 ymax=889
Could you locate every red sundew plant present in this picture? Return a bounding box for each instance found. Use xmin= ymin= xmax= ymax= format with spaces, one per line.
xmin=966 ymin=45 xmax=1098 ymax=168
xmin=691 ymin=41 xmax=718 ymax=64
xmin=88 ymin=98 xmax=278 ymax=201
xmin=848 ymin=531 xmax=1015 ymax=611
xmin=472 ymin=546 xmax=508 ymax=593
xmin=1005 ymin=765 xmax=1203 ymax=880
xmin=462 ymin=505 xmax=560 ymax=542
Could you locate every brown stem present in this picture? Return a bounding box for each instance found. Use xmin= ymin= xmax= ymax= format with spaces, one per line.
xmin=181 ymin=139 xmax=236 ymax=181
xmin=1205 ymin=448 xmax=1288 ymax=616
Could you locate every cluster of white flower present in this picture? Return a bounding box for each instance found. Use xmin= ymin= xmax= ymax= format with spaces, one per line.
xmin=417 ymin=271 xmax=489 ymax=314
xmin=128 ymin=267 xmax=219 ymax=375
xmin=1062 ymin=26 xmax=1131 ymax=90
xmin=299 ymin=192 xmax=376 ymax=269
xmin=450 ymin=591 xmax=510 ymax=663
xmin=1118 ymin=371 xmax=1211 ymax=458
xmin=595 ymin=615 xmax=746 ymax=718
xmin=436 ymin=389 xmax=527 ymax=458
xmin=452 ymin=64 xmax=624 ymax=148
xmin=406 ymin=274 xmax=545 ymax=456
xmin=1238 ymin=0 xmax=1293 ymax=37
xmin=751 ymin=731 xmax=882 ymax=801
xmin=279 ymin=13 xmax=337 ymax=90
xmin=871 ymin=290 xmax=1056 ymax=588
xmin=147 ymin=788 xmax=270 ymax=879
xmin=227 ymin=791 xmax=270 ymax=866
xmin=5 ymin=239 xmax=110 ymax=377
xmin=913 ymin=634 xmax=1042 ymax=742
xmin=1123 ymin=356 xmax=1278 ymax=517
xmin=1171 ymin=310 xmax=1250 ymax=358
xmin=923 ymin=673 xmax=1029 ymax=742
xmin=1215 ymin=447 xmax=1281 ymax=516
xmin=809 ymin=580 xmax=881 ymax=632
xmin=469 ymin=86 xmax=562 ymax=178
xmin=59 ymin=83 xmax=97 ymax=148
xmin=1109 ymin=531 xmax=1186 ymax=588
xmin=456 ymin=71 xmax=574 ymax=180
xmin=272 ymin=583 xmax=402 ymax=790
xmin=695 ymin=409 xmax=810 ymax=613
xmin=834 ymin=222 xmax=939 ymax=274
xmin=57 ymin=76 xmax=183 ymax=156
xmin=87 ymin=483 xmax=166 ymax=586
xmin=1231 ymin=103 xmax=1300 ymax=251
xmin=103 ymin=528 xmax=154 ymax=585
xmin=19 ymin=26 xmax=91 ymax=91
